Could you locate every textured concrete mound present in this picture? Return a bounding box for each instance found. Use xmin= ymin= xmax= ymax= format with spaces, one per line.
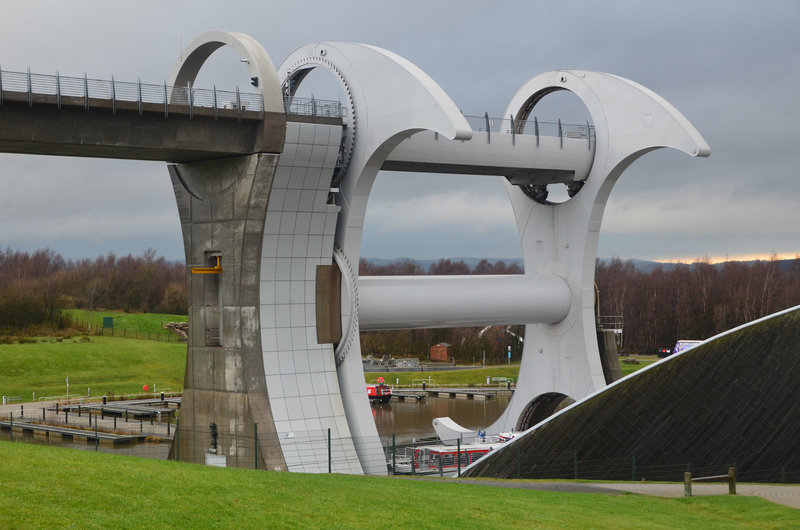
xmin=465 ymin=306 xmax=800 ymax=482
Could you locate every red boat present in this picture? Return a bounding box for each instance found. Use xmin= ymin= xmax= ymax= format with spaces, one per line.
xmin=367 ymin=377 xmax=392 ymax=403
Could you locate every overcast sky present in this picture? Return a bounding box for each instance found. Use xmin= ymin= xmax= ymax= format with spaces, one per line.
xmin=1 ymin=1 xmax=798 ymax=264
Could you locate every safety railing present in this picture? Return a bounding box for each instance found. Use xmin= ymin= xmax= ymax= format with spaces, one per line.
xmin=0 ymin=67 xmax=592 ymax=139
xmin=0 ymin=67 xmax=344 ymax=120
xmin=463 ymin=113 xmax=595 ymax=141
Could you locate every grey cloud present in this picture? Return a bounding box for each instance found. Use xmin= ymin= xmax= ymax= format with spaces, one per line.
xmin=0 ymin=0 xmax=798 ymax=262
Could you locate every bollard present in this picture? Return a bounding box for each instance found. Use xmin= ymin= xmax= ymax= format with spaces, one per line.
xmin=20 ymin=404 xmax=23 ymax=417
xmin=125 ymin=410 xmax=128 ymax=422
xmin=684 ymin=472 xmax=692 ymax=497
xmin=160 ymin=392 xmax=165 ymax=401
xmin=65 ymin=410 xmax=68 ymax=423
xmin=102 ymin=396 xmax=107 ymax=405
xmin=140 ymin=420 xmax=143 ymax=433
xmin=422 ymin=382 xmax=426 ymax=391
xmin=2 ymin=396 xmax=5 ymax=405
xmin=43 ymin=408 xmax=46 ymax=421
xmin=114 ymin=417 xmax=117 ymax=429
xmin=78 ymin=405 xmax=81 ymax=418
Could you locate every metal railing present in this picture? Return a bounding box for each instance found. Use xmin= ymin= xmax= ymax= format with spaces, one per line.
xmin=0 ymin=67 xmax=344 ymax=119
xmin=463 ymin=113 xmax=595 ymax=142
xmin=0 ymin=67 xmax=592 ymax=139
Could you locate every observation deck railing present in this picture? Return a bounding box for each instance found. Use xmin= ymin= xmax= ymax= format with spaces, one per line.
xmin=0 ymin=67 xmax=593 ymax=140
xmin=463 ymin=113 xmax=595 ymax=142
xmin=0 ymin=67 xmax=344 ymax=120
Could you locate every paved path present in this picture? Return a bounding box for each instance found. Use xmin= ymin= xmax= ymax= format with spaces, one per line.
xmin=442 ymin=478 xmax=800 ymax=511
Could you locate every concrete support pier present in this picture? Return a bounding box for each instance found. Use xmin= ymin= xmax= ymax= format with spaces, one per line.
xmin=168 ymin=153 xmax=286 ymax=470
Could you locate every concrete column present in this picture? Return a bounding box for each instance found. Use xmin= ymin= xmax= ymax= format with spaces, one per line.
xmin=167 ymin=153 xmax=286 ymax=471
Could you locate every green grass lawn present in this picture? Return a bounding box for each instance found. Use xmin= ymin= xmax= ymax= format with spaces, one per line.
xmin=1 ymin=442 xmax=798 ymax=529
xmin=366 ymin=358 xmax=654 ymax=387
xmin=620 ymin=357 xmax=658 ymax=377
xmin=366 ymin=365 xmax=522 ymax=387
xmin=66 ymin=309 xmax=187 ymax=341
xmin=0 ymin=335 xmax=185 ymax=400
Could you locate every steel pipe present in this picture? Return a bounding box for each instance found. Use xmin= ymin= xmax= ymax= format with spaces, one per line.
xmin=358 ymin=274 xmax=571 ymax=330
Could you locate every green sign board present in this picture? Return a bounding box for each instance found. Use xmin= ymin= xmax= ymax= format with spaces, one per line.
xmin=102 ymin=317 xmax=114 ymax=329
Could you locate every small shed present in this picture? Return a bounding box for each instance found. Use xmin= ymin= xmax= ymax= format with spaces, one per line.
xmin=430 ymin=342 xmax=451 ymax=362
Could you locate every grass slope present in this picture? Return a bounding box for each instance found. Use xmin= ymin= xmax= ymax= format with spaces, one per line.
xmin=366 ymin=365 xmax=521 ymax=387
xmin=1 ymin=442 xmax=798 ymax=528
xmin=0 ymin=336 xmax=185 ymax=399
xmin=367 ymin=359 xmax=654 ymax=387
xmin=66 ymin=309 xmax=187 ymax=340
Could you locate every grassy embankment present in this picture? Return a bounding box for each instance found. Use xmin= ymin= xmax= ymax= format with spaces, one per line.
xmin=0 ymin=335 xmax=185 ymax=400
xmin=368 ymin=357 xmax=657 ymax=387
xmin=66 ymin=309 xmax=187 ymax=341
xmin=2 ymin=442 xmax=798 ymax=529
xmin=2 ymin=309 xmax=653 ymax=399
xmin=1 ymin=306 xmax=654 ymax=401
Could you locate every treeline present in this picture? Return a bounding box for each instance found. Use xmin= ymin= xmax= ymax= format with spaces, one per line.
xmin=596 ymin=256 xmax=800 ymax=353
xmin=0 ymin=248 xmax=186 ymax=333
xmin=359 ymin=258 xmax=525 ymax=364
xmin=359 ymin=256 xmax=800 ymax=361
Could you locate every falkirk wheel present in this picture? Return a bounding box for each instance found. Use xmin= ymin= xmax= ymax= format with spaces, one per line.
xmin=167 ymin=31 xmax=710 ymax=474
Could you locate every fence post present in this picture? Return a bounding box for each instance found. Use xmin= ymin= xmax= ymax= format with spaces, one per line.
xmin=392 ymin=433 xmax=396 ymax=475
xmin=328 ymin=428 xmax=332 ymax=474
xmin=728 ymin=467 xmax=736 ymax=495
xmin=684 ymin=472 xmax=692 ymax=497
xmin=175 ymin=418 xmax=180 ymax=461
xmin=9 ymin=412 xmax=12 ymax=442
xmin=457 ymin=438 xmax=461 ymax=478
xmin=254 ymin=423 xmax=258 ymax=470
xmin=573 ymin=450 xmax=578 ymax=480
xmin=411 ymin=440 xmax=416 ymax=476
xmin=95 ymin=422 xmax=99 ymax=451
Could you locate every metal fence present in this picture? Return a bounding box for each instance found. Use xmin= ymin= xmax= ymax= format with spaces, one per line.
xmin=4 ymin=411 xmax=799 ymax=484
xmin=0 ymin=67 xmax=344 ymax=120
xmin=1 ymin=67 xmax=597 ymax=138
xmin=463 ymin=113 xmax=595 ymax=140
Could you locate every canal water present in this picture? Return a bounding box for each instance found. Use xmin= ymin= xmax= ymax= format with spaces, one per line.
xmin=372 ymin=394 xmax=511 ymax=444
xmin=1 ymin=395 xmax=511 ymax=458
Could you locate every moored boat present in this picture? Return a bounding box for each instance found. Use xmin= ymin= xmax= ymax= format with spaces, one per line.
xmin=367 ymin=377 xmax=392 ymax=403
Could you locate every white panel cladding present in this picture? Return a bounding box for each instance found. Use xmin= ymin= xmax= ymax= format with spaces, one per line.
xmin=259 ymin=121 xmax=362 ymax=474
